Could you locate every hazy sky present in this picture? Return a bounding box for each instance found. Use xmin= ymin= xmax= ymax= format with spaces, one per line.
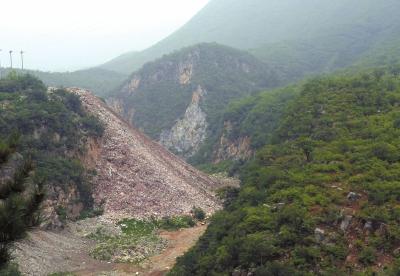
xmin=1 ymin=0 xmax=210 ymax=72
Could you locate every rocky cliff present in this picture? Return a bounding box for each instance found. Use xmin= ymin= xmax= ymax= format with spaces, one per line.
xmin=159 ymin=85 xmax=208 ymax=158
xmin=212 ymin=121 xmax=254 ymax=163
xmin=70 ymin=88 xmax=221 ymax=218
xmin=108 ymin=43 xmax=280 ymax=159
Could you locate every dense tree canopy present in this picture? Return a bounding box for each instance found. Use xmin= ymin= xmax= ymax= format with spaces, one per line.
xmin=171 ymin=66 xmax=400 ymax=275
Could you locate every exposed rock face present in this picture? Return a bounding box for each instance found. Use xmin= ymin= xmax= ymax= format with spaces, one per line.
xmin=69 ymin=88 xmax=221 ymax=218
xmin=160 ymin=86 xmax=208 ymax=158
xmin=314 ymin=228 xmax=325 ymax=243
xmin=40 ymin=185 xmax=84 ymax=230
xmin=213 ymin=121 xmax=254 ymax=163
xmin=178 ymin=62 xmax=193 ymax=85
xmin=108 ymin=43 xmax=278 ymax=160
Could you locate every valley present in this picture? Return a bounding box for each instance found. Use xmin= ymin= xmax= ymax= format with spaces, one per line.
xmin=2 ymin=1 xmax=400 ymax=275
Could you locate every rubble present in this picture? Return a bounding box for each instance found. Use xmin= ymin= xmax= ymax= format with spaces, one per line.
xmin=340 ymin=215 xmax=353 ymax=231
xmin=68 ymin=88 xmax=221 ymax=219
xmin=347 ymin=192 xmax=360 ymax=201
xmin=314 ymin=228 xmax=325 ymax=243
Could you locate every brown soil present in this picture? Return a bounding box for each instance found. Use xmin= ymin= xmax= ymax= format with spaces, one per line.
xmin=69 ymin=88 xmax=221 ymax=219
xmin=74 ymin=225 xmax=207 ymax=276
xmin=15 ymin=218 xmax=206 ymax=276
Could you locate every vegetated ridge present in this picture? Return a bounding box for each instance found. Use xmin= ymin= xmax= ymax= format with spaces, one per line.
xmin=108 ymin=43 xmax=280 ymax=158
xmin=101 ymin=0 xmax=400 ymax=77
xmin=171 ymin=66 xmax=400 ymax=275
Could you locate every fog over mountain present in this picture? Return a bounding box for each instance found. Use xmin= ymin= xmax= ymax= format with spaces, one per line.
xmin=0 ymin=0 xmax=209 ymax=71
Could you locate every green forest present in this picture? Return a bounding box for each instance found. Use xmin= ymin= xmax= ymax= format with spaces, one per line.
xmin=115 ymin=43 xmax=280 ymax=140
xmin=0 ymin=73 xmax=104 ymax=273
xmin=171 ymin=66 xmax=400 ymax=275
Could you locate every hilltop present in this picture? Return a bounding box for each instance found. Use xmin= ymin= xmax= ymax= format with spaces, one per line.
xmin=100 ymin=0 xmax=400 ymax=76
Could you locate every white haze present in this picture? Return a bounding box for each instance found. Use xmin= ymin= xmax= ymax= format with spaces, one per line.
xmin=0 ymin=0 xmax=209 ymax=71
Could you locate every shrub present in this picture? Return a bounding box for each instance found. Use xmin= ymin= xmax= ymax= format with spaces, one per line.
xmin=192 ymin=207 xmax=206 ymax=221
xmin=358 ymin=247 xmax=377 ymax=265
xmin=156 ymin=216 xmax=196 ymax=231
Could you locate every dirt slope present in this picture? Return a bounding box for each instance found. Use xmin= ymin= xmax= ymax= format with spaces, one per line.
xmin=69 ymin=88 xmax=221 ymax=218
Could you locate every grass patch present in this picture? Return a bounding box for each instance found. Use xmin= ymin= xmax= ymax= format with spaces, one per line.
xmin=87 ymin=215 xmax=199 ymax=263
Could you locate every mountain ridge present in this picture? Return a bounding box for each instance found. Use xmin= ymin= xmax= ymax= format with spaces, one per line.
xmin=107 ymin=43 xmax=281 ymax=158
xmin=100 ymin=0 xmax=400 ymax=75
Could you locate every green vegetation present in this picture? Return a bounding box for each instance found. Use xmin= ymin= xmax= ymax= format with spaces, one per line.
xmin=0 ymin=68 xmax=127 ymax=97
xmin=48 ymin=273 xmax=76 ymax=276
xmin=0 ymin=263 xmax=21 ymax=276
xmin=0 ymin=73 xmax=104 ymax=272
xmin=192 ymin=207 xmax=206 ymax=221
xmin=190 ymin=85 xmax=299 ymax=166
xmin=0 ymin=72 xmax=103 ymax=209
xmin=0 ymin=71 xmax=103 ymax=275
xmin=88 ymin=216 xmax=198 ymax=263
xmin=101 ymin=0 xmax=400 ymax=77
xmin=0 ymin=136 xmax=44 ymax=271
xmin=171 ymin=66 xmax=400 ymax=275
xmin=114 ymin=43 xmax=280 ymax=141
xmin=155 ymin=216 xmax=196 ymax=231
xmin=88 ymin=223 xmax=164 ymax=263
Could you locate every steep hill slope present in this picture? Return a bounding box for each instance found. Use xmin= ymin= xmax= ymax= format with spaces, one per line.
xmin=0 ymin=73 xmax=105 ymax=229
xmin=100 ymin=0 xmax=400 ymax=75
xmin=70 ymin=87 xmax=220 ymax=218
xmin=107 ymin=43 xmax=280 ymax=158
xmin=171 ymin=66 xmax=400 ymax=274
xmin=0 ymin=138 xmax=43 ymax=273
xmin=190 ymin=86 xmax=299 ymax=166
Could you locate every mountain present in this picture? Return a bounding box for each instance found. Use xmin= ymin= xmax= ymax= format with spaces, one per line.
xmin=171 ymin=65 xmax=400 ymax=275
xmin=71 ymin=87 xmax=220 ymax=218
xmin=100 ymin=0 xmax=400 ymax=75
xmin=0 ymin=73 xmax=104 ymax=271
xmin=0 ymin=138 xmax=43 ymax=272
xmin=0 ymin=73 xmax=221 ymax=273
xmin=0 ymin=68 xmax=128 ymax=97
xmin=107 ymin=43 xmax=281 ymax=158
xmin=190 ymin=85 xmax=299 ymax=167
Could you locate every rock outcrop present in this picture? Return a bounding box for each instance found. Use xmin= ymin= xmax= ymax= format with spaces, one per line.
xmin=213 ymin=121 xmax=254 ymax=163
xmin=160 ymin=85 xmax=208 ymax=158
xmin=108 ymin=43 xmax=279 ymax=159
xmin=69 ymin=88 xmax=221 ymax=218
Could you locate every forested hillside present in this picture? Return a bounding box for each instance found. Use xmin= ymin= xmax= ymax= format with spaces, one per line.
xmin=190 ymin=86 xmax=299 ymax=166
xmin=0 ymin=137 xmax=44 ymax=274
xmin=171 ymin=66 xmax=400 ymax=275
xmin=109 ymin=43 xmax=280 ymax=157
xmin=0 ymin=72 xmax=103 ymax=232
xmin=101 ymin=0 xmax=400 ymax=75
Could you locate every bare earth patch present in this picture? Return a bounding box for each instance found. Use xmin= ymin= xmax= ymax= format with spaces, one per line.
xmin=13 ymin=218 xmax=207 ymax=276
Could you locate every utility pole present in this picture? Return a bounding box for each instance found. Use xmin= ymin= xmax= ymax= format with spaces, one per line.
xmin=9 ymin=50 xmax=13 ymax=69
xmin=20 ymin=50 xmax=24 ymax=70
